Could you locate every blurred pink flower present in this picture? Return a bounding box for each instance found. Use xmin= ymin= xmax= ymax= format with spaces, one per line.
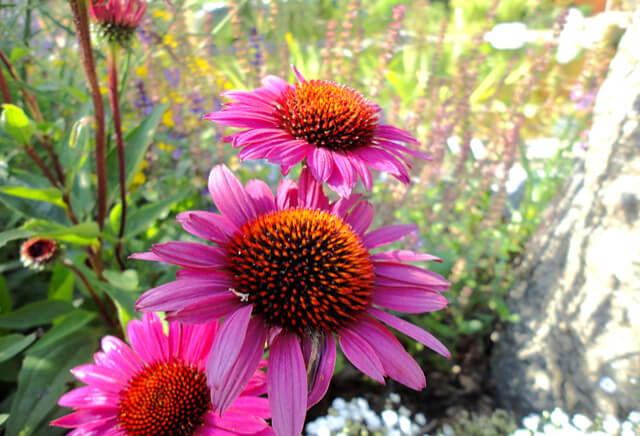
xmin=89 ymin=0 xmax=147 ymax=43
xmin=205 ymin=67 xmax=428 ymax=197
xmin=133 ymin=164 xmax=450 ymax=436
xmin=51 ymin=313 xmax=272 ymax=436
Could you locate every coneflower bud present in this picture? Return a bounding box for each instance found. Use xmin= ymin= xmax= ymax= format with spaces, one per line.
xmin=20 ymin=237 xmax=58 ymax=270
xmin=89 ymin=0 xmax=147 ymax=46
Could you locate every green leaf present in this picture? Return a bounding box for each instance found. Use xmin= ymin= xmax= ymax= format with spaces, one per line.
xmin=48 ymin=264 xmax=74 ymax=302
xmin=0 ymin=104 xmax=35 ymax=144
xmin=0 ymin=300 xmax=74 ymax=329
xmin=0 ymin=227 xmax=31 ymax=248
xmin=0 ymin=186 xmax=66 ymax=210
xmin=107 ymin=103 xmax=167 ymax=201
xmin=124 ymin=191 xmax=188 ymax=238
xmin=6 ymin=324 xmax=97 ymax=436
xmin=27 ymin=310 xmax=95 ymax=354
xmin=21 ymin=220 xmax=99 ymax=245
xmin=0 ymin=274 xmax=12 ymax=314
xmin=102 ymin=270 xmax=139 ymax=335
xmin=0 ymin=333 xmax=36 ymax=363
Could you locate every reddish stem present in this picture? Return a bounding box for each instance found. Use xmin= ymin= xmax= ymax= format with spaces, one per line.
xmin=68 ymin=0 xmax=107 ymax=233
xmin=0 ymin=68 xmax=12 ymax=103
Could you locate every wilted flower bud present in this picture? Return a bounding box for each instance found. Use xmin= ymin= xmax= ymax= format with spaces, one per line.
xmin=20 ymin=237 xmax=58 ymax=270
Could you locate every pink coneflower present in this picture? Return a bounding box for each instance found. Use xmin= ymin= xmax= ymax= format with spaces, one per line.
xmin=20 ymin=237 xmax=58 ymax=270
xmin=133 ymin=164 xmax=450 ymax=436
xmin=89 ymin=0 xmax=147 ymax=44
xmin=51 ymin=313 xmax=273 ymax=436
xmin=204 ymin=67 xmax=429 ymax=197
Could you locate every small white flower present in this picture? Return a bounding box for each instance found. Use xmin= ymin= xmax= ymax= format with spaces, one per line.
xmin=414 ymin=413 xmax=427 ymax=426
xmin=363 ymin=410 xmax=382 ymax=430
xmin=522 ymin=414 xmax=541 ymax=431
xmin=382 ymin=410 xmax=399 ymax=428
xmin=628 ymin=411 xmax=640 ymax=424
xmin=484 ymin=22 xmax=529 ymax=50
xmin=331 ymin=397 xmax=347 ymax=411
xmin=441 ymin=424 xmax=455 ymax=436
xmin=512 ymin=429 xmax=531 ymax=436
xmin=398 ymin=416 xmax=412 ymax=434
xmin=389 ymin=393 xmax=401 ymax=404
xmin=550 ymin=408 xmax=570 ymax=427
xmin=571 ymin=413 xmax=592 ymax=431
xmin=602 ymin=415 xmax=620 ymax=434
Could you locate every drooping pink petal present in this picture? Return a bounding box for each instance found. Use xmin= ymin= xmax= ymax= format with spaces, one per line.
xmin=207 ymin=305 xmax=253 ymax=392
xmin=375 ymin=124 xmax=419 ymax=144
xmin=306 ymin=334 xmax=336 ymax=408
xmin=291 ymin=65 xmax=306 ymax=82
xmin=210 ymin=317 xmax=268 ymax=414
xmin=330 ymin=193 xmax=363 ymax=218
xmin=347 ymin=152 xmax=373 ymax=191
xmin=268 ymin=331 xmax=307 ymax=436
xmin=308 ymin=147 xmax=333 ymax=183
xmin=371 ymin=250 xmax=442 ymax=263
xmin=298 ymin=166 xmax=330 ymax=210
xmin=208 ymin=165 xmax=257 ymax=227
xmin=368 ymin=307 xmax=450 ymax=358
xmin=207 ymin=408 xmax=269 ymax=434
xmin=151 ymin=241 xmax=227 ymax=270
xmin=363 ymin=224 xmax=418 ymax=249
xmin=135 ymin=278 xmax=230 ymax=312
xmin=349 ymin=316 xmax=426 ymax=390
xmin=374 ymin=262 xmax=451 ymax=289
xmin=372 ymin=286 xmax=448 ymax=313
xmin=128 ymin=251 xmax=163 ymax=262
xmin=338 ymin=328 xmax=386 ymax=384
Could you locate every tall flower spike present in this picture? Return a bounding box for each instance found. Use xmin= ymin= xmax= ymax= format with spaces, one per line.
xmin=51 ymin=313 xmax=273 ymax=436
xmin=133 ymin=164 xmax=450 ymax=436
xmin=205 ymin=66 xmax=429 ymax=197
xmin=89 ymin=0 xmax=147 ymax=45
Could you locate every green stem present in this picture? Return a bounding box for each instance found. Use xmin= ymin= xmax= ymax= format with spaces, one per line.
xmin=108 ymin=44 xmax=127 ymax=270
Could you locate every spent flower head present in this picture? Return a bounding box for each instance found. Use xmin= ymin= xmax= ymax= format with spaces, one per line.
xmin=20 ymin=237 xmax=58 ymax=270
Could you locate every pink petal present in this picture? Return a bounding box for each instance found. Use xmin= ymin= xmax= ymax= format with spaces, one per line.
xmin=50 ymin=409 xmax=116 ymax=428
xmin=330 ymin=194 xmax=363 ymax=217
xmin=69 ymin=365 xmax=124 ymax=393
xmin=308 ymin=147 xmax=333 ymax=183
xmin=375 ymin=124 xmax=419 ymax=144
xmin=368 ymin=307 xmax=450 ymax=358
xmin=338 ymin=328 xmax=386 ymax=384
xmin=99 ymin=336 xmax=142 ymax=378
xmin=349 ymin=316 xmax=426 ymax=390
xmin=262 ymin=74 xmax=291 ymax=94
xmin=128 ymin=251 xmax=163 ymax=262
xmin=58 ymin=386 xmax=119 ymax=409
xmin=275 ymin=179 xmax=298 ymax=210
xmin=174 ymin=321 xmax=219 ymax=366
xmin=298 ymin=166 xmax=330 ymax=210
xmin=374 ymin=262 xmax=450 ymax=290
xmin=136 ymin=278 xmax=231 ymax=312
xmin=291 ymin=65 xmax=306 ymax=82
xmin=176 ymin=211 xmax=238 ymax=243
xmin=151 ymin=241 xmax=227 ymax=270
xmin=210 ymin=317 xmax=268 ymax=414
xmin=371 ymin=250 xmax=442 ymax=263
xmin=208 ymin=165 xmax=257 ymax=227
xmin=363 ymin=224 xmax=418 ymax=249
xmin=306 ymin=334 xmax=336 ymax=408
xmin=347 ymin=152 xmax=374 ymax=191
xmin=268 ymin=332 xmax=307 ymax=436
xmin=356 ymin=147 xmax=406 ymax=177
xmin=372 ymin=286 xmax=448 ymax=313
xmin=245 ymin=179 xmax=276 ymax=215
xmin=228 ymin=396 xmax=270 ymax=419
xmin=345 ymin=200 xmax=373 ymax=235
xmin=166 ymin=293 xmax=244 ymax=324
xmin=207 ymin=409 xmax=268 ymax=434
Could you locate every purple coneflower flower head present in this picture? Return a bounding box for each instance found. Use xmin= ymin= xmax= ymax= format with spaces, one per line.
xmin=20 ymin=237 xmax=58 ymax=270
xmin=89 ymin=0 xmax=147 ymax=45
xmin=204 ymin=67 xmax=429 ymax=197
xmin=51 ymin=313 xmax=273 ymax=436
xmin=133 ymin=164 xmax=450 ymax=436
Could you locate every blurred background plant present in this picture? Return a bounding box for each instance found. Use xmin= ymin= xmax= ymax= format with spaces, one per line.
xmin=0 ymin=0 xmax=632 ymax=434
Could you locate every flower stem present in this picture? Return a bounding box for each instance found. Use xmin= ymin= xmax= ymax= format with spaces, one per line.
xmin=108 ymin=44 xmax=127 ymax=270
xmin=0 ymin=68 xmax=12 ymax=103
xmin=68 ymin=0 xmax=107 ymax=233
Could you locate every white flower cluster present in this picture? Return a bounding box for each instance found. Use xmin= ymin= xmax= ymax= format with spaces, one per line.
xmin=305 ymin=394 xmax=428 ymax=436
xmin=513 ymin=408 xmax=640 ymax=436
xmin=306 ymin=396 xmax=640 ymax=436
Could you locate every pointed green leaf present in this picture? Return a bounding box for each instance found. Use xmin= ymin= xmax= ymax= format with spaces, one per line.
xmin=0 ymin=333 xmax=36 ymax=363
xmin=107 ymin=103 xmax=167 ymax=201
xmin=124 ymin=191 xmax=188 ymax=238
xmin=0 ymin=227 xmax=31 ymax=248
xmin=0 ymin=104 xmax=35 ymax=144
xmin=0 ymin=300 xmax=74 ymax=329
xmin=0 ymin=274 xmax=12 ymax=314
xmin=48 ymin=265 xmax=74 ymax=302
xmin=0 ymin=186 xmax=66 ymax=209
